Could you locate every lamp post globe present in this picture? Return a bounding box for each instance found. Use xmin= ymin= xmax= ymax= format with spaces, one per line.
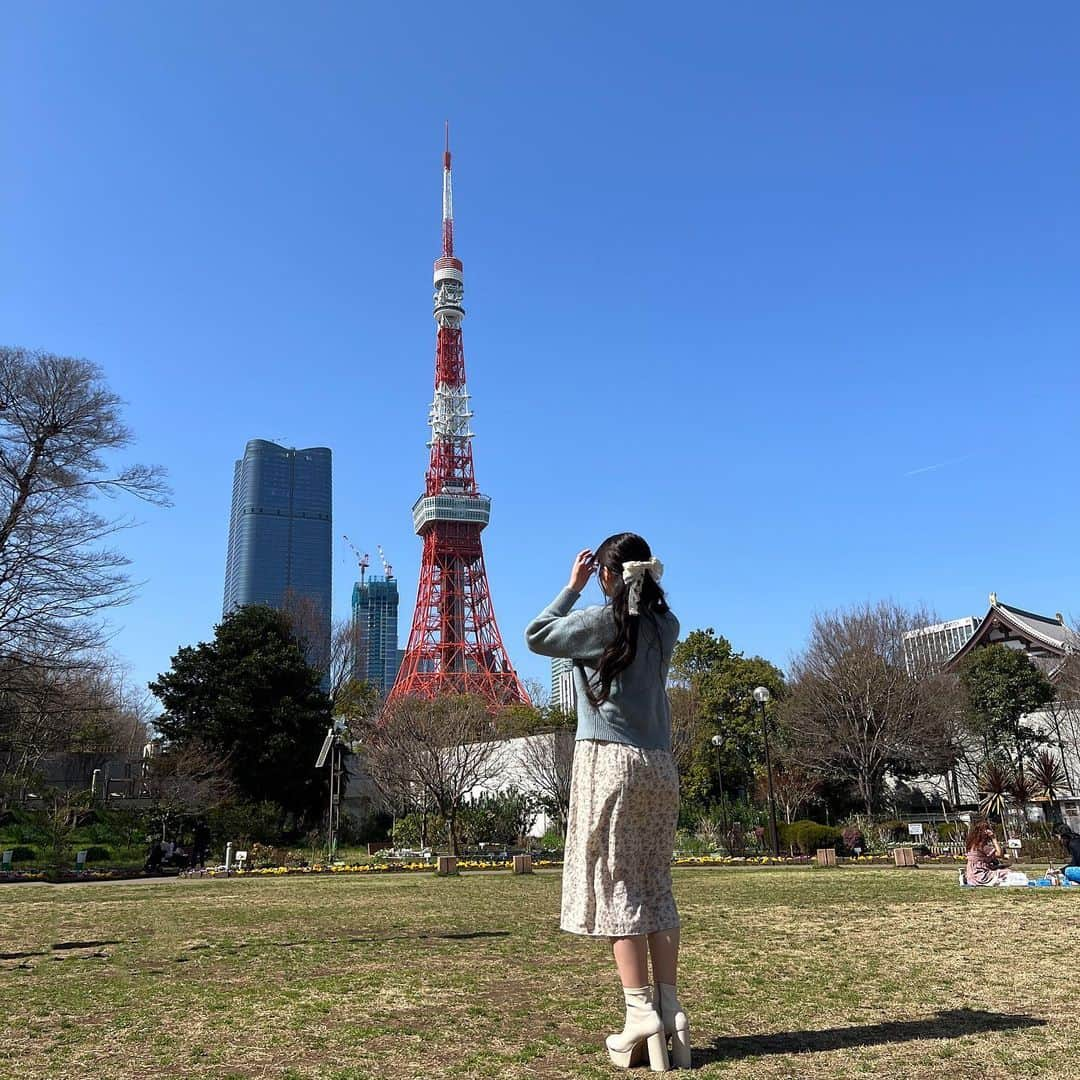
xmin=753 ymin=686 xmax=771 ymax=705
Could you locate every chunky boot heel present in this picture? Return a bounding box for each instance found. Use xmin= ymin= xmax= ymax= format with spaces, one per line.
xmin=658 ymin=982 xmax=691 ymax=1069
xmin=646 ymin=1031 xmax=671 ymax=1072
xmin=670 ymin=1025 xmax=691 ymax=1069
xmin=606 ymin=985 xmax=669 ymax=1071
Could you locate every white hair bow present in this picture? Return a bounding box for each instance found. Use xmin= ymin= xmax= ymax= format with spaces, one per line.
xmin=621 ymin=558 xmax=664 ymax=615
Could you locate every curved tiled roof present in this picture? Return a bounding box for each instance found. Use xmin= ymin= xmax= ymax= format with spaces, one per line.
xmin=996 ymin=602 xmax=1078 ymax=650
xmin=944 ymin=598 xmax=1079 ymax=673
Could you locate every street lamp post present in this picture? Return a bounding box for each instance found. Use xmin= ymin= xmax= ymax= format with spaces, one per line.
xmin=710 ymin=733 xmax=727 ymax=836
xmin=754 ymin=686 xmax=781 ymax=856
xmin=316 ymin=719 xmax=348 ymax=864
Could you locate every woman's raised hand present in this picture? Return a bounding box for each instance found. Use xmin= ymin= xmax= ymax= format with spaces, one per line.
xmin=567 ymin=549 xmax=596 ymax=593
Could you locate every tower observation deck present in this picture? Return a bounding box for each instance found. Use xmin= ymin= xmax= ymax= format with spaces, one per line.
xmin=388 ymin=131 xmax=529 ymax=707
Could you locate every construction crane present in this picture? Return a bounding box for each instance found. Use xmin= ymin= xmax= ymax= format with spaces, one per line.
xmin=342 ymin=534 xmax=370 ymax=585
xmin=377 ymin=545 xmax=393 ymax=579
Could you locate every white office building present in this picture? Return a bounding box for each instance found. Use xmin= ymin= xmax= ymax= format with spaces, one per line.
xmin=903 ymin=616 xmax=980 ymax=672
xmin=551 ymin=656 xmax=578 ymax=715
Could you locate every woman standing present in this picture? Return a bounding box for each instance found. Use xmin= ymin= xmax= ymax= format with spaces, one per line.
xmin=525 ymin=532 xmax=687 ymax=1071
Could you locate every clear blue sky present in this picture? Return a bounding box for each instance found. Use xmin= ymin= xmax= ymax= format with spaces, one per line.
xmin=5 ymin=4 xmax=1080 ymax=703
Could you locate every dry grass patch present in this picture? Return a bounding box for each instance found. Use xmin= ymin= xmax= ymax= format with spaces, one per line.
xmin=0 ymin=867 xmax=1074 ymax=1078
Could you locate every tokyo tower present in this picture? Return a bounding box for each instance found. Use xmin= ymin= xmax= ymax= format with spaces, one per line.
xmin=388 ymin=131 xmax=529 ymax=707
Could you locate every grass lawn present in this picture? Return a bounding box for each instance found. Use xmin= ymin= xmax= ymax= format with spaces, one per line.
xmin=0 ymin=866 xmax=1074 ymax=1079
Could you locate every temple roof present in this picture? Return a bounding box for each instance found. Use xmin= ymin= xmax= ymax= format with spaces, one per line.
xmin=945 ymin=593 xmax=1079 ymax=675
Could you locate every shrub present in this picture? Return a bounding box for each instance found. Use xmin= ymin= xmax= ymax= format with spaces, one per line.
xmin=84 ymin=846 xmax=111 ymax=862
xmin=537 ymin=826 xmax=563 ymax=851
xmin=246 ymin=842 xmax=308 ymax=869
xmin=458 ymin=789 xmax=540 ymax=848
xmin=691 ymin=801 xmax=766 ymax=855
xmin=392 ymin=812 xmax=443 ymax=849
xmin=692 ymin=810 xmax=726 ymax=852
xmin=207 ymin=801 xmax=286 ymax=847
xmin=338 ymin=808 xmax=392 ymax=846
xmin=779 ymin=820 xmax=842 ymax=855
xmin=878 ymin=819 xmax=910 ymax=843
xmin=674 ymin=831 xmax=712 ymax=856
xmin=841 ymin=826 xmax=865 ymax=853
xmin=10 ymin=845 xmax=37 ymax=862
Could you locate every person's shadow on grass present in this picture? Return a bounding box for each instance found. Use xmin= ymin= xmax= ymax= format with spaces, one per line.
xmin=695 ymin=1008 xmax=1046 ymax=1066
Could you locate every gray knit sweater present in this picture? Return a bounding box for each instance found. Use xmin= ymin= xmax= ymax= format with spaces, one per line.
xmin=524 ymin=587 xmax=680 ymax=750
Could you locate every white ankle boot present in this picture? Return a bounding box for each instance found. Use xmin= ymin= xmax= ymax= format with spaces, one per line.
xmin=657 ymin=982 xmax=691 ymax=1068
xmin=605 ymin=985 xmax=669 ymax=1071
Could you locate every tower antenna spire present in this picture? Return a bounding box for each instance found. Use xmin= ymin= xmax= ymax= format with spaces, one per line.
xmin=441 ymin=122 xmax=454 ymax=257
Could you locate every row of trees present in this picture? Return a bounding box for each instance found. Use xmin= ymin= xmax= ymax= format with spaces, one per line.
xmin=672 ymin=601 xmax=1074 ymax=831
xmin=146 ymin=602 xmax=577 ymax=854
xmin=144 ymin=595 xmax=1077 ymax=856
xmin=4 ymin=349 xmax=1073 ymax=855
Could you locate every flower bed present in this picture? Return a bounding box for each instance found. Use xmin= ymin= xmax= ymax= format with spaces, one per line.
xmin=674 ymin=855 xmax=811 ymax=866
xmin=0 ymin=867 xmax=155 ymax=884
xmin=194 ymin=858 xmax=566 ymax=878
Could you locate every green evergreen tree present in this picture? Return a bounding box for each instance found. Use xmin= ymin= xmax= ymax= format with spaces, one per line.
xmin=149 ymin=605 xmax=332 ymax=821
xmin=670 ymin=628 xmax=785 ymax=821
xmin=959 ymin=644 xmax=1055 ymax=778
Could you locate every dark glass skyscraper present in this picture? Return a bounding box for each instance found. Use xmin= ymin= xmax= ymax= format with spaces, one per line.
xmin=223 ymin=440 xmax=332 ymax=660
xmin=351 ymin=575 xmax=399 ymax=697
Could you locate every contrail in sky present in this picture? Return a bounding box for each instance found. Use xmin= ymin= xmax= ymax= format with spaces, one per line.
xmin=903 ymin=454 xmax=973 ymax=478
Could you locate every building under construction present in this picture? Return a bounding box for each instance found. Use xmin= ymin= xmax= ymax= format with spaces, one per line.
xmin=347 ymin=542 xmax=401 ymax=697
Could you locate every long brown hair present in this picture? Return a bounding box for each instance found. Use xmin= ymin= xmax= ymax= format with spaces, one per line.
xmin=586 ymin=532 xmax=670 ymax=707
xmin=965 ymin=818 xmax=995 ymax=852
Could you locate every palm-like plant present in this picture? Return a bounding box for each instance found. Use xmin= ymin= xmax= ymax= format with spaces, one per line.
xmin=1031 ymin=749 xmax=1070 ymax=825
xmin=1007 ymin=771 xmax=1038 ymax=835
xmin=978 ymin=760 xmax=1013 ymax=828
xmin=1031 ymin=750 xmax=1070 ymax=801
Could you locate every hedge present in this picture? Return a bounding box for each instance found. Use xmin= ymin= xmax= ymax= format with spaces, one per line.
xmin=778 ymin=820 xmax=842 ymax=855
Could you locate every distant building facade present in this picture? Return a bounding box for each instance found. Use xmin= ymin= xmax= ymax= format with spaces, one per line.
xmin=903 ymin=616 xmax=980 ymax=672
xmin=223 ymin=439 xmax=332 ymax=660
xmin=551 ymin=656 xmax=578 ymax=715
xmin=351 ymin=575 xmax=400 ymax=696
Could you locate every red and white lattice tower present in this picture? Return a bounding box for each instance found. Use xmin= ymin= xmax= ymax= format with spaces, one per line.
xmin=388 ymin=131 xmax=530 ymax=707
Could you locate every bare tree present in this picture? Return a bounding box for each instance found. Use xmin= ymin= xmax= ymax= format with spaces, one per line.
xmin=0 ymin=347 xmax=170 ymax=668
xmin=363 ymin=694 xmax=502 ymax=855
xmin=0 ymin=660 xmax=76 ymax=798
xmin=143 ymin=741 xmax=234 ymax=840
xmin=757 ymin=759 xmax=821 ymax=824
xmin=517 ymin=714 xmax=575 ymax=837
xmin=668 ymin=683 xmax=704 ymax=776
xmin=0 ymin=655 xmax=152 ymax=803
xmin=781 ymin=601 xmax=958 ymax=816
xmin=282 ymin=597 xmax=372 ymax=715
xmin=326 ymin=618 xmax=370 ymax=714
xmin=1047 ymin=654 xmax=1080 ymax=794
xmin=521 ymin=678 xmax=550 ymax=710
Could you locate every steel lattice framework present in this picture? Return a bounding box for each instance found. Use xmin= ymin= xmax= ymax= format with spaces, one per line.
xmin=388 ymin=133 xmax=530 ymax=707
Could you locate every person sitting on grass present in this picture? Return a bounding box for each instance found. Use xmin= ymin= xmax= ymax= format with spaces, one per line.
xmin=964 ymin=818 xmax=1028 ymax=886
xmin=1052 ymin=823 xmax=1080 ymax=884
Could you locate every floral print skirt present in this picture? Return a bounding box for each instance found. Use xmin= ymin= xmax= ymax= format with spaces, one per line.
xmin=560 ymin=739 xmax=681 ymax=937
